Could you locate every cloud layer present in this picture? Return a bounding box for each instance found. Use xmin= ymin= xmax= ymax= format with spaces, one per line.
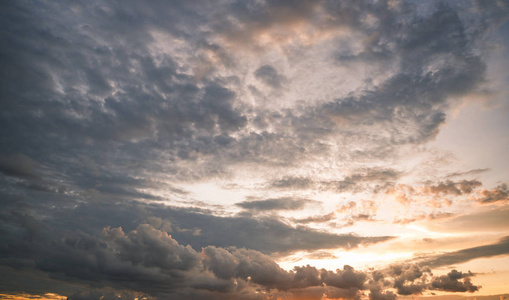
xmin=1 ymin=0 xmax=508 ymax=299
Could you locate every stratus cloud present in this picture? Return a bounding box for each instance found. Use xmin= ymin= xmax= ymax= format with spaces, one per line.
xmin=416 ymin=236 xmax=509 ymax=268
xmin=235 ymin=197 xmax=318 ymax=211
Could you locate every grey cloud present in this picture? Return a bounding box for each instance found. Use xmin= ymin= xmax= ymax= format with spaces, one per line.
xmin=388 ymin=264 xmax=432 ymax=295
xmin=0 ymin=196 xmax=393 ymax=260
xmin=0 ymin=220 xmax=377 ymax=299
xmin=254 ymin=65 xmax=287 ymax=89
xmin=371 ymin=263 xmax=481 ymax=296
xmin=417 ymin=236 xmax=509 ymax=268
xmin=270 ymin=176 xmax=314 ymax=189
xmin=0 ymin=154 xmax=41 ymax=179
xmin=430 ymin=270 xmax=480 ymax=293
xmin=446 ymin=168 xmax=491 ymax=178
xmin=267 ymin=168 xmax=401 ymax=193
xmin=0 ymin=0 xmax=505 ymax=191
xmin=321 ymin=169 xmax=402 ymax=193
xmin=0 ymin=0 xmax=507 ymax=298
xmin=424 ymin=180 xmax=482 ymax=196
xmin=0 ymin=207 xmax=482 ymax=299
xmin=294 ymin=212 xmax=336 ymax=224
xmin=369 ymin=286 xmax=397 ymax=300
xmin=235 ymin=197 xmax=319 ymax=211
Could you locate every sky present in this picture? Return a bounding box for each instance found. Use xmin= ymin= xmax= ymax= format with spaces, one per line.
xmin=0 ymin=0 xmax=509 ymax=299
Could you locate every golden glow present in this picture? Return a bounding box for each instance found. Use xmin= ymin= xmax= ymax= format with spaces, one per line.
xmin=0 ymin=293 xmax=66 ymax=300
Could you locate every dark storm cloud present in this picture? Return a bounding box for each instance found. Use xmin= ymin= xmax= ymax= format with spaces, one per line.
xmin=235 ymin=197 xmax=318 ymax=211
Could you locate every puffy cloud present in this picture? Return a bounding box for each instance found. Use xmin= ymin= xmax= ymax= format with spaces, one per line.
xmin=368 ymin=263 xmax=482 ymax=296
xmin=430 ymin=270 xmax=480 ymax=293
xmin=369 ymin=286 xmax=397 ymax=300
xmin=474 ymin=184 xmax=509 ymax=204
xmin=388 ymin=264 xmax=432 ymax=295
xmin=0 ymin=220 xmax=380 ymax=299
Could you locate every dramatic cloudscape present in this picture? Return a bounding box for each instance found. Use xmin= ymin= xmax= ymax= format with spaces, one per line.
xmin=1 ymin=0 xmax=509 ymax=299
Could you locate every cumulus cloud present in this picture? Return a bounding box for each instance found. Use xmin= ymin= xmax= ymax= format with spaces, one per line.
xmin=430 ymin=270 xmax=480 ymax=293
xmin=474 ymin=184 xmax=509 ymax=204
xmin=369 ymin=263 xmax=481 ymax=296
xmin=0 ymin=221 xmax=386 ymax=299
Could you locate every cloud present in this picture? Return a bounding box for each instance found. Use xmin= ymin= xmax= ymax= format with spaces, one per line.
xmin=254 ymin=65 xmax=288 ymax=89
xmin=0 ymin=154 xmax=41 ymax=179
xmin=393 ymin=211 xmax=455 ymax=225
xmin=235 ymin=197 xmax=318 ymax=211
xmin=268 ymin=168 xmax=401 ymax=193
xmin=474 ymin=184 xmax=509 ymax=204
xmin=0 ymin=210 xmax=483 ymax=299
xmin=0 ymin=221 xmax=383 ymax=299
xmin=430 ymin=270 xmax=480 ymax=293
xmin=424 ymin=180 xmax=482 ymax=196
xmin=0 ymin=0 xmax=508 ymax=298
xmin=415 ymin=236 xmax=509 ymax=268
xmin=371 ymin=264 xmax=481 ymax=296
xmin=294 ymin=212 xmax=336 ymax=224
xmin=446 ymin=168 xmax=491 ymax=178
xmin=269 ymin=176 xmax=314 ymax=189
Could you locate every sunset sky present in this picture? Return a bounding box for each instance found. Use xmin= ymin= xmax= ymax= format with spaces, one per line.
xmin=1 ymin=0 xmax=509 ymax=299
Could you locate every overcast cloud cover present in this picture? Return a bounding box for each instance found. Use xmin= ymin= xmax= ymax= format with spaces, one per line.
xmin=1 ymin=0 xmax=509 ymax=299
